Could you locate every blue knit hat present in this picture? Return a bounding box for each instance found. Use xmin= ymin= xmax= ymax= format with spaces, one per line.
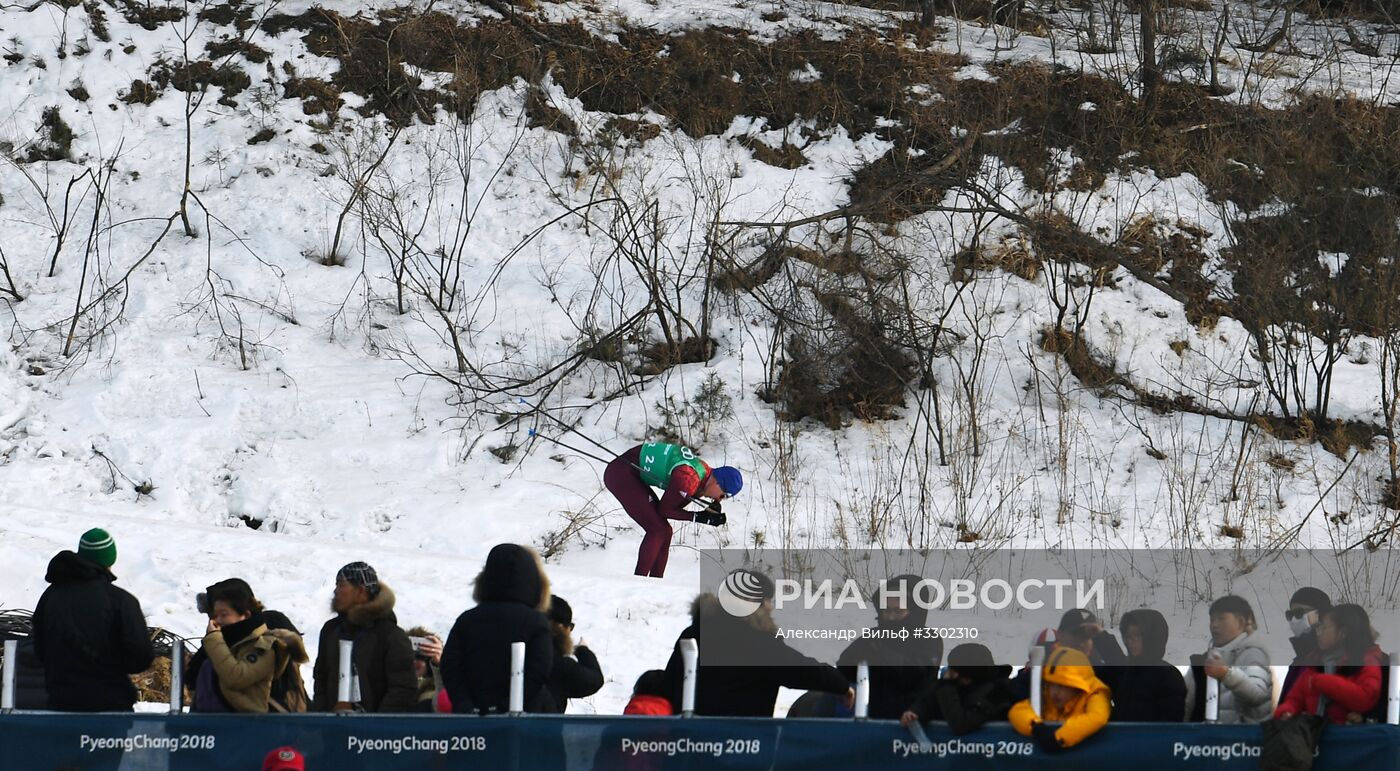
xmin=712 ymin=466 xmax=743 ymax=496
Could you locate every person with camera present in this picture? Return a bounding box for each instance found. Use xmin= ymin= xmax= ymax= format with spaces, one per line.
xmin=188 ymin=579 xmax=308 ymax=712
xmin=603 ymin=442 xmax=741 ymax=579
xmin=309 ymin=562 xmax=418 ymax=713
xmin=405 ymin=626 xmax=445 ymax=712
xmin=541 ymin=596 xmax=604 ymax=713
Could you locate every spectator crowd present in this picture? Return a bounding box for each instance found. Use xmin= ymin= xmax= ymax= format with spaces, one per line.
xmin=14 ymin=528 xmax=1396 ymax=758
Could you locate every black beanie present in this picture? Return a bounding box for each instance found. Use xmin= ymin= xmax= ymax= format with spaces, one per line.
xmin=549 ymin=595 xmax=573 ymax=626
xmin=947 ymin=643 xmax=996 ymax=670
xmin=1289 ymin=587 xmax=1332 ymax=611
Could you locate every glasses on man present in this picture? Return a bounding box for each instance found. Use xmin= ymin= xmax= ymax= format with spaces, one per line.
xmin=1284 ymin=608 xmax=1313 ymax=621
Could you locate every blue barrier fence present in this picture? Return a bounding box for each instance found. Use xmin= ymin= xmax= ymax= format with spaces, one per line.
xmin=0 ymin=713 xmax=1398 ymax=770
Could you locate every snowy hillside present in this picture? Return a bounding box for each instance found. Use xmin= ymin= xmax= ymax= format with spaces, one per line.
xmin=3 ymin=0 xmax=1400 ymax=712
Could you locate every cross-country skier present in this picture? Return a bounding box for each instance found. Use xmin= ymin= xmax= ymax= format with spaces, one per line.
xmin=604 ymin=442 xmax=741 ymax=578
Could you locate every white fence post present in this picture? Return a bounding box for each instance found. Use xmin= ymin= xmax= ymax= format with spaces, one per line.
xmin=680 ymin=638 xmax=699 ymax=718
xmin=168 ymin=643 xmax=183 ymax=714
xmin=337 ymin=640 xmax=354 ymax=707
xmin=1 ymin=640 xmax=17 ymax=713
xmin=1387 ymin=652 xmax=1399 ymax=725
xmin=1028 ymin=646 xmax=1045 ymax=718
xmin=1204 ymin=676 xmax=1220 ymax=723
xmin=508 ymin=642 xmax=525 ymax=715
xmin=854 ymin=662 xmax=870 ymax=721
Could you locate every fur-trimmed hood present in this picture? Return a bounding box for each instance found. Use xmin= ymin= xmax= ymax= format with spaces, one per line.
xmin=268 ymin=628 xmax=310 ymax=664
xmin=473 ymin=544 xmax=551 ymax=613
xmin=336 ymin=584 xmax=399 ymax=627
xmin=691 ymin=592 xmax=776 ymax=635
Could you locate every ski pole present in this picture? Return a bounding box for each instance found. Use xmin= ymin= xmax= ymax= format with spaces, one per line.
xmin=528 ymin=422 xmax=718 ymax=509
xmin=518 ymin=397 xmax=618 ymax=457
xmin=527 ymin=428 xmax=615 ymax=466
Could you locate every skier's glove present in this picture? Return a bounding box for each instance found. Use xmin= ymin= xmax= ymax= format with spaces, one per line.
xmin=1030 ymin=722 xmax=1064 ymax=754
xmin=694 ymin=500 xmax=726 ymax=527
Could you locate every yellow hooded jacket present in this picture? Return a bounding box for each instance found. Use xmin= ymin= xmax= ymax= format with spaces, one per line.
xmin=1009 ymin=647 xmax=1112 ymax=748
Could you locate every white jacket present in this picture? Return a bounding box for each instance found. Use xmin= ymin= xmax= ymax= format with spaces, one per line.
xmin=1185 ymin=632 xmax=1274 ymax=723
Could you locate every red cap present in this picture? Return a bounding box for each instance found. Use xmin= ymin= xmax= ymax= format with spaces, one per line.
xmin=262 ymin=747 xmax=305 ymax=771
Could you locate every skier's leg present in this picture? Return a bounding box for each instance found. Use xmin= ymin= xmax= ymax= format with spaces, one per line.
xmin=644 ymin=519 xmax=674 ymax=578
xmin=605 ymin=450 xmax=668 ymax=577
xmin=645 ymin=505 xmax=701 ymax=578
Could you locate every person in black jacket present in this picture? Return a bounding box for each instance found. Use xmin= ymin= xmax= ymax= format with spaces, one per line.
xmin=901 ymin=643 xmax=1014 ymax=733
xmin=1279 ymin=586 xmax=1331 ymax=702
xmin=441 ymin=544 xmax=554 ymax=714
xmin=309 ymin=562 xmax=418 ymax=713
xmin=32 ymin=528 xmax=155 ymax=711
xmin=1098 ymin=608 xmax=1185 ymax=722
xmin=541 ymin=596 xmax=604 ymax=713
xmin=661 ymin=571 xmax=852 ymax=717
xmin=1009 ymin=608 xmax=1126 ymax=700
xmin=837 ymin=574 xmax=942 ymax=720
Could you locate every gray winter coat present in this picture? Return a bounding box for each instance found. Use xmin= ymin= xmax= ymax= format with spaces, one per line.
xmin=1185 ymin=631 xmax=1273 ymax=723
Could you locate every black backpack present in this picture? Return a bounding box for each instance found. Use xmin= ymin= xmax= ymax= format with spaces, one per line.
xmin=1259 ymin=693 xmax=1328 ymax=771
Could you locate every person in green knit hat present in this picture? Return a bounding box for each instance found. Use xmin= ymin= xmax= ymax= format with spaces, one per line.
xmin=32 ymin=528 xmax=155 ymax=711
xmin=604 ymin=442 xmax=742 ymax=578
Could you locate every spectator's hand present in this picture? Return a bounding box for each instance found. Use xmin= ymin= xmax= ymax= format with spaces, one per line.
xmin=1203 ymin=662 xmax=1228 ymax=680
xmin=419 ymin=635 xmax=444 ymax=666
xmin=1030 ymin=721 xmax=1064 ymax=754
xmin=842 ymin=688 xmax=856 ymax=711
xmin=333 ymin=701 xmax=354 ymax=714
xmin=1276 ymin=711 xmax=1295 ymax=720
xmin=206 ymin=618 xmax=220 ymax=634
xmin=1345 ymin=712 xmax=1364 ymax=725
xmin=900 ymin=710 xmax=920 ymax=728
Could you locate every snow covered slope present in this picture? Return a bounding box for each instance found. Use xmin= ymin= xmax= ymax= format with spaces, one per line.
xmin=2 ymin=0 xmax=1397 ymax=712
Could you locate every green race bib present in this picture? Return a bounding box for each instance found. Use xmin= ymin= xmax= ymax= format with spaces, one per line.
xmin=637 ymin=442 xmax=708 ymax=490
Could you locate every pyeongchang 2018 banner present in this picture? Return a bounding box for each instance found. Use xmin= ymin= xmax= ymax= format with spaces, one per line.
xmin=0 ymin=714 xmax=1397 ymax=770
